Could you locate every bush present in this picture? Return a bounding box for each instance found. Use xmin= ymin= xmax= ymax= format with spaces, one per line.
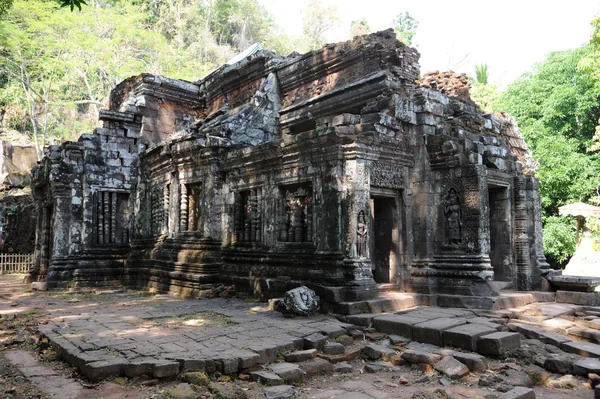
xmin=543 ymin=216 xmax=577 ymax=268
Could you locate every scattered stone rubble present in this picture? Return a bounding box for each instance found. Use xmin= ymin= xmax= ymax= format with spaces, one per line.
xmin=34 ymin=293 xmax=600 ymax=399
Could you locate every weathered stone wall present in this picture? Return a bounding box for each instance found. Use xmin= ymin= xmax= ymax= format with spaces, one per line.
xmin=30 ymin=29 xmax=553 ymax=302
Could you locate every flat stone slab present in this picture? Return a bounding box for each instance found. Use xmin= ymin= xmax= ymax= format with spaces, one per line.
xmin=562 ymin=341 xmax=600 ymax=358
xmin=477 ymin=332 xmax=521 ymax=356
xmin=567 ymin=328 xmax=600 ymax=343
xmin=542 ymin=317 xmax=575 ymax=331
xmin=507 ymin=322 xmax=571 ymax=346
xmin=284 ymin=349 xmax=317 ymax=362
xmin=303 ymin=333 xmax=328 ymax=350
xmin=250 ymin=370 xmax=283 ymax=386
xmin=400 ymin=349 xmax=442 ymax=365
xmin=557 ymin=291 xmax=600 ymax=306
xmin=435 ymin=356 xmax=469 ymax=379
xmin=363 ymin=343 xmax=396 ymax=360
xmin=269 ymin=362 xmax=305 ymax=383
xmin=573 ymin=358 xmax=600 ymax=376
xmin=297 ymin=358 xmax=333 ymax=376
xmin=443 ymin=323 xmax=498 ymax=351
xmin=412 ymin=317 xmax=468 ymax=346
xmin=372 ymin=314 xmax=428 ymax=338
xmin=264 ymin=385 xmax=296 ymax=399
xmin=550 ymin=275 xmax=600 ymax=292
xmin=452 ymin=352 xmax=488 ymax=372
xmin=323 ymin=342 xmax=345 ymax=355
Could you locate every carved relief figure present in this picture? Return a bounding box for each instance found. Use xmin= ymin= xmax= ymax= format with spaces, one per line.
xmin=356 ymin=210 xmax=368 ymax=257
xmin=445 ymin=188 xmax=462 ymax=246
xmin=279 ymin=185 xmax=312 ymax=243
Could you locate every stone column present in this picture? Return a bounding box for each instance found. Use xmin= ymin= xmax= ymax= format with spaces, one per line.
xmin=180 ymin=183 xmax=188 ymax=232
xmin=52 ymin=186 xmax=72 ymax=257
xmin=513 ymin=176 xmax=531 ymax=291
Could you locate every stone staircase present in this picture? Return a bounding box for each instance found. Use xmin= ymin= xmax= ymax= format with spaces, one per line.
xmin=327 ymin=289 xmax=556 ymax=316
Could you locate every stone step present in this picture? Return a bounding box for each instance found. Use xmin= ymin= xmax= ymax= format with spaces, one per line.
xmin=330 ymin=292 xmax=423 ymax=315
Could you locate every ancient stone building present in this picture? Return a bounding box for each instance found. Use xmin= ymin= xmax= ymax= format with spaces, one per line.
xmin=29 ymin=30 xmax=552 ymax=304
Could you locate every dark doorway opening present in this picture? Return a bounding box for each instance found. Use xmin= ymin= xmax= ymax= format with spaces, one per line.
xmin=370 ymin=197 xmax=398 ymax=284
xmin=488 ymin=186 xmax=512 ymax=281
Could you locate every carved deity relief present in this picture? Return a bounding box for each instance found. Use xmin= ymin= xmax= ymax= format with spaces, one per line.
xmin=279 ymin=185 xmax=312 ymax=243
xmin=356 ymin=210 xmax=368 ymax=258
xmin=444 ymin=188 xmax=462 ymax=246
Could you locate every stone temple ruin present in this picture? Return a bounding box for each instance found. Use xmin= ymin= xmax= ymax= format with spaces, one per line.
xmin=28 ymin=30 xmax=554 ymax=306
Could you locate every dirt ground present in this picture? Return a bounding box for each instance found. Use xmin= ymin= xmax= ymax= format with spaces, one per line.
xmin=0 ymin=274 xmax=595 ymax=399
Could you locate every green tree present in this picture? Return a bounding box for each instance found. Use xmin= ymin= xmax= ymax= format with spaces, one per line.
xmin=496 ymin=46 xmax=600 ymax=266
xmin=350 ymin=18 xmax=370 ymax=37
xmin=302 ymin=0 xmax=339 ymax=50
xmin=392 ymin=11 xmax=418 ymax=46
xmin=0 ymin=0 xmax=13 ymax=17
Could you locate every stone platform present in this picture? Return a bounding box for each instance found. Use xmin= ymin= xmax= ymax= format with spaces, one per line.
xmin=328 ymin=290 xmax=556 ymax=315
xmin=39 ymin=296 xmax=353 ymax=382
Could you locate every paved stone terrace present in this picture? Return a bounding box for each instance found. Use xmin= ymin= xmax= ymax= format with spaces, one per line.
xmin=38 ymin=294 xmax=354 ymax=381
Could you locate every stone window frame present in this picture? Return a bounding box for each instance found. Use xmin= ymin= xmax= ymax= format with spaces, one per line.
xmin=232 ymin=185 xmax=263 ymax=246
xmin=179 ymin=180 xmax=204 ymax=234
xmin=148 ymin=180 xmax=170 ymax=237
xmin=91 ymin=187 xmax=131 ymax=246
xmin=275 ymin=178 xmax=315 ymax=248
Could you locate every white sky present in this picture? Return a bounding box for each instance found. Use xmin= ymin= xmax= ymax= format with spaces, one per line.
xmin=258 ymin=0 xmax=600 ymax=87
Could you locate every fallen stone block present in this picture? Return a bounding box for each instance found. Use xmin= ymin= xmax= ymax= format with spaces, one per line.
xmin=477 ymin=332 xmax=521 ymax=356
xmin=544 ymin=357 xmax=573 ymax=375
xmin=573 ymin=358 xmax=600 ymax=376
xmin=443 ymin=324 xmax=497 ymax=351
xmin=364 ymin=363 xmax=382 ymax=373
xmin=333 ymin=362 xmax=352 ymax=373
xmin=562 ymin=341 xmax=600 ymax=358
xmin=264 ymin=385 xmax=296 ymax=399
xmin=452 ymin=352 xmax=488 ymax=373
xmin=435 ymin=356 xmax=469 ymax=379
xmin=363 ymin=343 xmax=396 ymax=360
xmin=284 ymin=349 xmax=317 ymax=363
xmin=498 ymin=387 xmax=535 ymax=399
xmin=323 ymin=342 xmax=345 ymax=355
xmin=507 ymin=322 xmax=570 ymax=346
xmin=303 ymin=333 xmax=327 ymax=350
xmin=568 ymin=328 xmax=600 ymax=344
xmin=318 ymin=324 xmax=347 ymax=339
xmin=31 ymin=282 xmax=47 ymax=291
xmin=413 ymin=318 xmax=468 ymax=346
xmin=524 ymin=364 xmax=550 ymax=384
xmin=269 ymin=362 xmax=305 ymax=383
xmin=400 ymin=349 xmax=442 ymax=366
xmin=389 ymin=334 xmax=410 ymax=345
xmin=297 ymin=358 xmax=333 ymax=376
xmin=250 ymin=370 xmax=283 ymax=386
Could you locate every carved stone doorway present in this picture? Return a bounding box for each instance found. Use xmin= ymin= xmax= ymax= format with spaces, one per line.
xmin=370 ymin=197 xmax=398 ymax=284
xmin=488 ymin=185 xmax=513 ymax=281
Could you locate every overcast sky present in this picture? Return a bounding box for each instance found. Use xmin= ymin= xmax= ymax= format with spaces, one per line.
xmin=258 ymin=0 xmax=600 ymax=87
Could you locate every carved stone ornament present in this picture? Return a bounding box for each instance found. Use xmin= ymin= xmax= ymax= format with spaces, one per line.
xmin=282 ymin=286 xmax=320 ymax=316
xmin=356 ymin=210 xmax=368 ymax=258
xmin=371 ymin=162 xmax=403 ymax=188
xmin=444 ymin=188 xmax=462 ymax=246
